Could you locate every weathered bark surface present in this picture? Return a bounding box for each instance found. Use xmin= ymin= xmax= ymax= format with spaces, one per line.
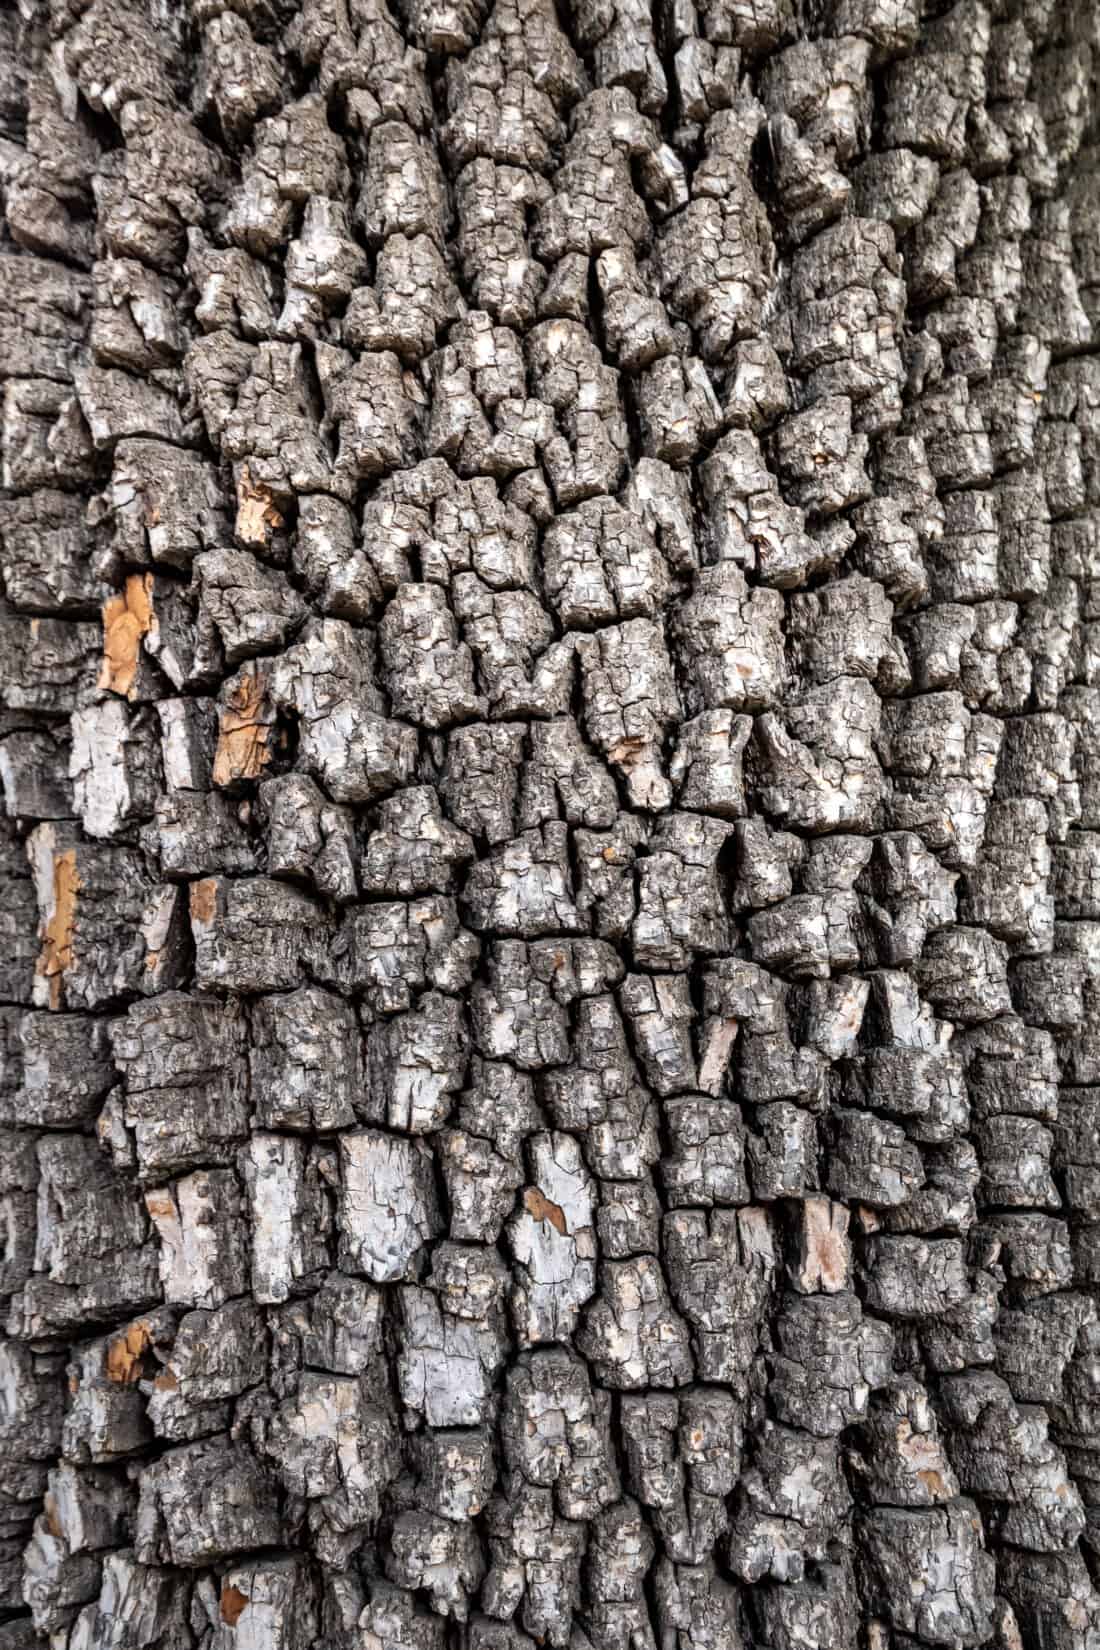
xmin=1 ymin=0 xmax=1099 ymax=1644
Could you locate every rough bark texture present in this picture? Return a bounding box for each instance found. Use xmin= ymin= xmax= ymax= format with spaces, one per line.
xmin=1 ymin=0 xmax=1099 ymax=1645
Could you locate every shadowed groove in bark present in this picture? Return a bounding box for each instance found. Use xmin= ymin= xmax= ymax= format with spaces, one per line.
xmin=1 ymin=0 xmax=1100 ymax=1645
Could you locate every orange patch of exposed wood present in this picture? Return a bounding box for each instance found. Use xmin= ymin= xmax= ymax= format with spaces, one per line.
xmin=213 ymin=667 xmax=273 ymax=787
xmin=235 ymin=466 xmax=284 ymax=548
xmin=36 ymin=848 xmax=80 ymax=1010
xmin=220 ymin=1585 xmax=249 ymax=1626
xmin=106 ymin=1321 xmax=152 ymax=1384
xmin=100 ymin=573 xmax=154 ymax=698
xmin=523 ymin=1186 xmax=568 ymax=1236
xmin=189 ymin=878 xmax=219 ymax=925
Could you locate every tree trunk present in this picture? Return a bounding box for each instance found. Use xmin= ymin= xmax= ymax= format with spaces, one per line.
xmin=2 ymin=0 xmax=1100 ymax=1644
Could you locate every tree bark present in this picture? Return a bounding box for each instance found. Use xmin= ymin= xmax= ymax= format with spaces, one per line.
xmin=1 ymin=0 xmax=1100 ymax=1645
